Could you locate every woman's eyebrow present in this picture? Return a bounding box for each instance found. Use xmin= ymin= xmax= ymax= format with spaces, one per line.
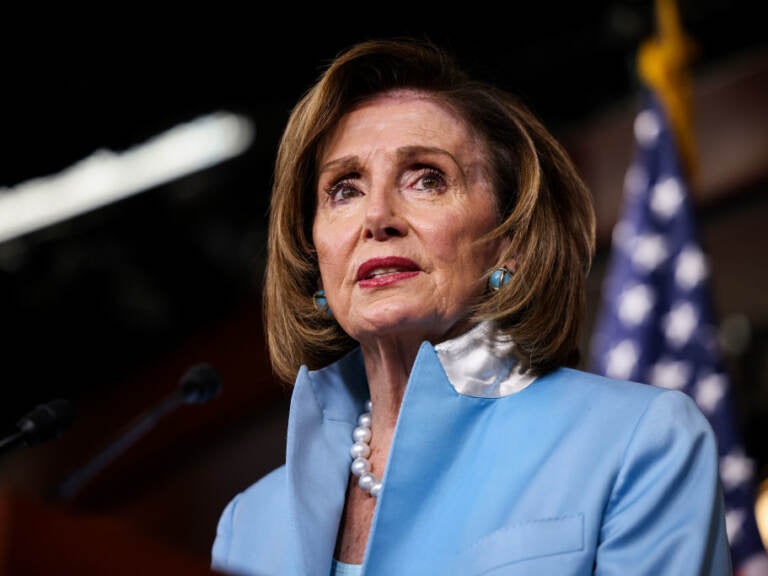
xmin=396 ymin=145 xmax=457 ymax=165
xmin=317 ymin=155 xmax=360 ymax=175
xmin=318 ymin=146 xmax=463 ymax=176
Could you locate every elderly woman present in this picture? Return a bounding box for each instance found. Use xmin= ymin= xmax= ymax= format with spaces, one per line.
xmin=212 ymin=38 xmax=731 ymax=575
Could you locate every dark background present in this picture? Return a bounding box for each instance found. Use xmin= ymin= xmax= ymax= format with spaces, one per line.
xmin=1 ymin=0 xmax=766 ymax=565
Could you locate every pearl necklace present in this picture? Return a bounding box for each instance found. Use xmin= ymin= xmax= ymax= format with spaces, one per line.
xmin=349 ymin=399 xmax=382 ymax=497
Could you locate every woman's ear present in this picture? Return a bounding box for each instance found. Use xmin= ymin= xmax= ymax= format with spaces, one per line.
xmin=497 ymin=236 xmax=516 ymax=273
xmin=494 ymin=256 xmax=517 ymax=274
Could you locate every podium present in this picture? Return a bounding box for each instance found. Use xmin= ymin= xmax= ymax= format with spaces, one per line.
xmin=0 ymin=489 xmax=224 ymax=575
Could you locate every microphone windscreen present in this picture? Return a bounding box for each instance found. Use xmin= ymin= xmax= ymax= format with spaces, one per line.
xmin=17 ymin=398 xmax=75 ymax=445
xmin=179 ymin=363 xmax=223 ymax=404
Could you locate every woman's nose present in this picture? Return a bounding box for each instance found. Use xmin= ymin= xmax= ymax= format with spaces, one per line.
xmin=362 ymin=189 xmax=407 ymax=241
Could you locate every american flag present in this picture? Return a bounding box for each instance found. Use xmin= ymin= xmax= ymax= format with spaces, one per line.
xmin=588 ymin=87 xmax=768 ymax=573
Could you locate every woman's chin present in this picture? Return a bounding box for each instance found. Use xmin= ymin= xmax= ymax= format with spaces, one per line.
xmin=346 ymin=311 xmax=450 ymax=346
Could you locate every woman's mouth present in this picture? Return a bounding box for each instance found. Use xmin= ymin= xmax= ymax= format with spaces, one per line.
xmin=356 ymin=257 xmax=420 ymax=287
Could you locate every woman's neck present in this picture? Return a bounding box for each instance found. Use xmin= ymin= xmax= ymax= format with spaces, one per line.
xmin=359 ymin=335 xmax=422 ymax=432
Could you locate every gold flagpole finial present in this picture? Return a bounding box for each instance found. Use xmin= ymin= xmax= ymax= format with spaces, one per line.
xmin=637 ymin=0 xmax=698 ymax=182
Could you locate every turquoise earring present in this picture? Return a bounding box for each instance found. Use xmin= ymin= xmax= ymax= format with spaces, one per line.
xmin=313 ymin=289 xmax=333 ymax=317
xmin=488 ymin=267 xmax=514 ymax=292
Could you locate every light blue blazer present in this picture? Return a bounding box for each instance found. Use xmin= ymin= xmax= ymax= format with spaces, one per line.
xmin=212 ymin=332 xmax=732 ymax=575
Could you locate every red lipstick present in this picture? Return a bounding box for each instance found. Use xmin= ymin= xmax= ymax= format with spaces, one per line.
xmin=356 ymin=257 xmax=420 ymax=288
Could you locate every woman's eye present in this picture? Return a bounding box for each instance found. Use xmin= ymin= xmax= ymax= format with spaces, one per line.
xmin=414 ymin=168 xmax=446 ymax=192
xmin=325 ymin=179 xmax=360 ymax=203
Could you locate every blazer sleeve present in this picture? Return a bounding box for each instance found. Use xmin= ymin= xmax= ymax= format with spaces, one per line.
xmin=595 ymin=389 xmax=733 ymax=575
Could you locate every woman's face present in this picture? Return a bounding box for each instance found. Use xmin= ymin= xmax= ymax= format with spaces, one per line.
xmin=312 ymin=91 xmax=506 ymax=346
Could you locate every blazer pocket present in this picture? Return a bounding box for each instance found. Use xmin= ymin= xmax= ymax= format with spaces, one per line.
xmin=456 ymin=514 xmax=584 ymax=575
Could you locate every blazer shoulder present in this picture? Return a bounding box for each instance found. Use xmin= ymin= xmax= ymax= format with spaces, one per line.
xmin=547 ymin=367 xmax=679 ymax=406
xmin=235 ymin=464 xmax=288 ymax=517
xmin=212 ymin=465 xmax=289 ymax=573
xmin=536 ymin=368 xmax=712 ymax=440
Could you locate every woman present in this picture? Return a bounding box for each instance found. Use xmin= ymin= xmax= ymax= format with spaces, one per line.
xmin=212 ymin=38 xmax=731 ymax=575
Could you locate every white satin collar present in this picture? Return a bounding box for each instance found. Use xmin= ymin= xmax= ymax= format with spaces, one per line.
xmin=434 ymin=322 xmax=536 ymax=398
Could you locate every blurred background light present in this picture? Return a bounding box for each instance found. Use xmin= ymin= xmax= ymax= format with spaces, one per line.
xmin=0 ymin=111 xmax=254 ymax=244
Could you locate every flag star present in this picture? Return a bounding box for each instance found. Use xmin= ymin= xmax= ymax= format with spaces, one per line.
xmin=631 ymin=234 xmax=669 ymax=271
xmin=720 ymin=449 xmax=755 ymax=491
xmin=725 ymin=508 xmax=745 ymax=544
xmin=611 ymin=221 xmax=634 ymax=252
xmin=618 ymin=283 xmax=656 ymax=326
xmin=695 ymin=373 xmax=727 ymax=414
xmin=605 ymin=340 xmax=639 ymax=380
xmin=662 ymin=302 xmax=699 ymax=347
xmin=649 ymin=357 xmax=690 ymax=390
xmin=675 ymin=244 xmax=709 ymax=290
xmin=624 ymin=164 xmax=649 ymax=198
xmin=634 ymin=109 xmax=661 ymax=146
xmin=650 ymin=176 xmax=684 ymax=220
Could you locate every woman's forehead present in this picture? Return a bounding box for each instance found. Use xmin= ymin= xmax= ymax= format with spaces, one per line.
xmin=317 ymin=90 xmax=482 ymax=166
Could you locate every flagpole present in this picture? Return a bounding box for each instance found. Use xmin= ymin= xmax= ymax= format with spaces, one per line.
xmin=636 ymin=0 xmax=698 ymax=183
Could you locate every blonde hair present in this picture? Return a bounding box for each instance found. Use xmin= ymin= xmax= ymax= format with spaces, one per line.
xmin=264 ymin=37 xmax=596 ymax=385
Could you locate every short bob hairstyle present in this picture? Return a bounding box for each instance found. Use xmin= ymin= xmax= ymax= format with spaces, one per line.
xmin=264 ymin=37 xmax=596 ymax=385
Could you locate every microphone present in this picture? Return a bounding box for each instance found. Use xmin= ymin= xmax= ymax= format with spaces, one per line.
xmin=0 ymin=399 xmax=75 ymax=456
xmin=56 ymin=363 xmax=222 ymax=501
xmin=179 ymin=362 xmax=223 ymax=404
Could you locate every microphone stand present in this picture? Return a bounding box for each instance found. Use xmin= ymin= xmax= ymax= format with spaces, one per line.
xmin=56 ymin=363 xmax=222 ymax=502
xmin=0 ymin=429 xmax=28 ymax=456
xmin=56 ymin=393 xmax=185 ymax=502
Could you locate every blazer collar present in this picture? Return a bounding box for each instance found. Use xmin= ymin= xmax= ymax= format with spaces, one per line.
xmin=282 ymin=323 xmax=536 ymax=574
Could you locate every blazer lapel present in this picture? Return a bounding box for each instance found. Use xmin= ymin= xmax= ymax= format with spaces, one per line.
xmin=284 ymin=349 xmax=369 ymax=575
xmin=363 ymin=342 xmax=487 ymax=574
